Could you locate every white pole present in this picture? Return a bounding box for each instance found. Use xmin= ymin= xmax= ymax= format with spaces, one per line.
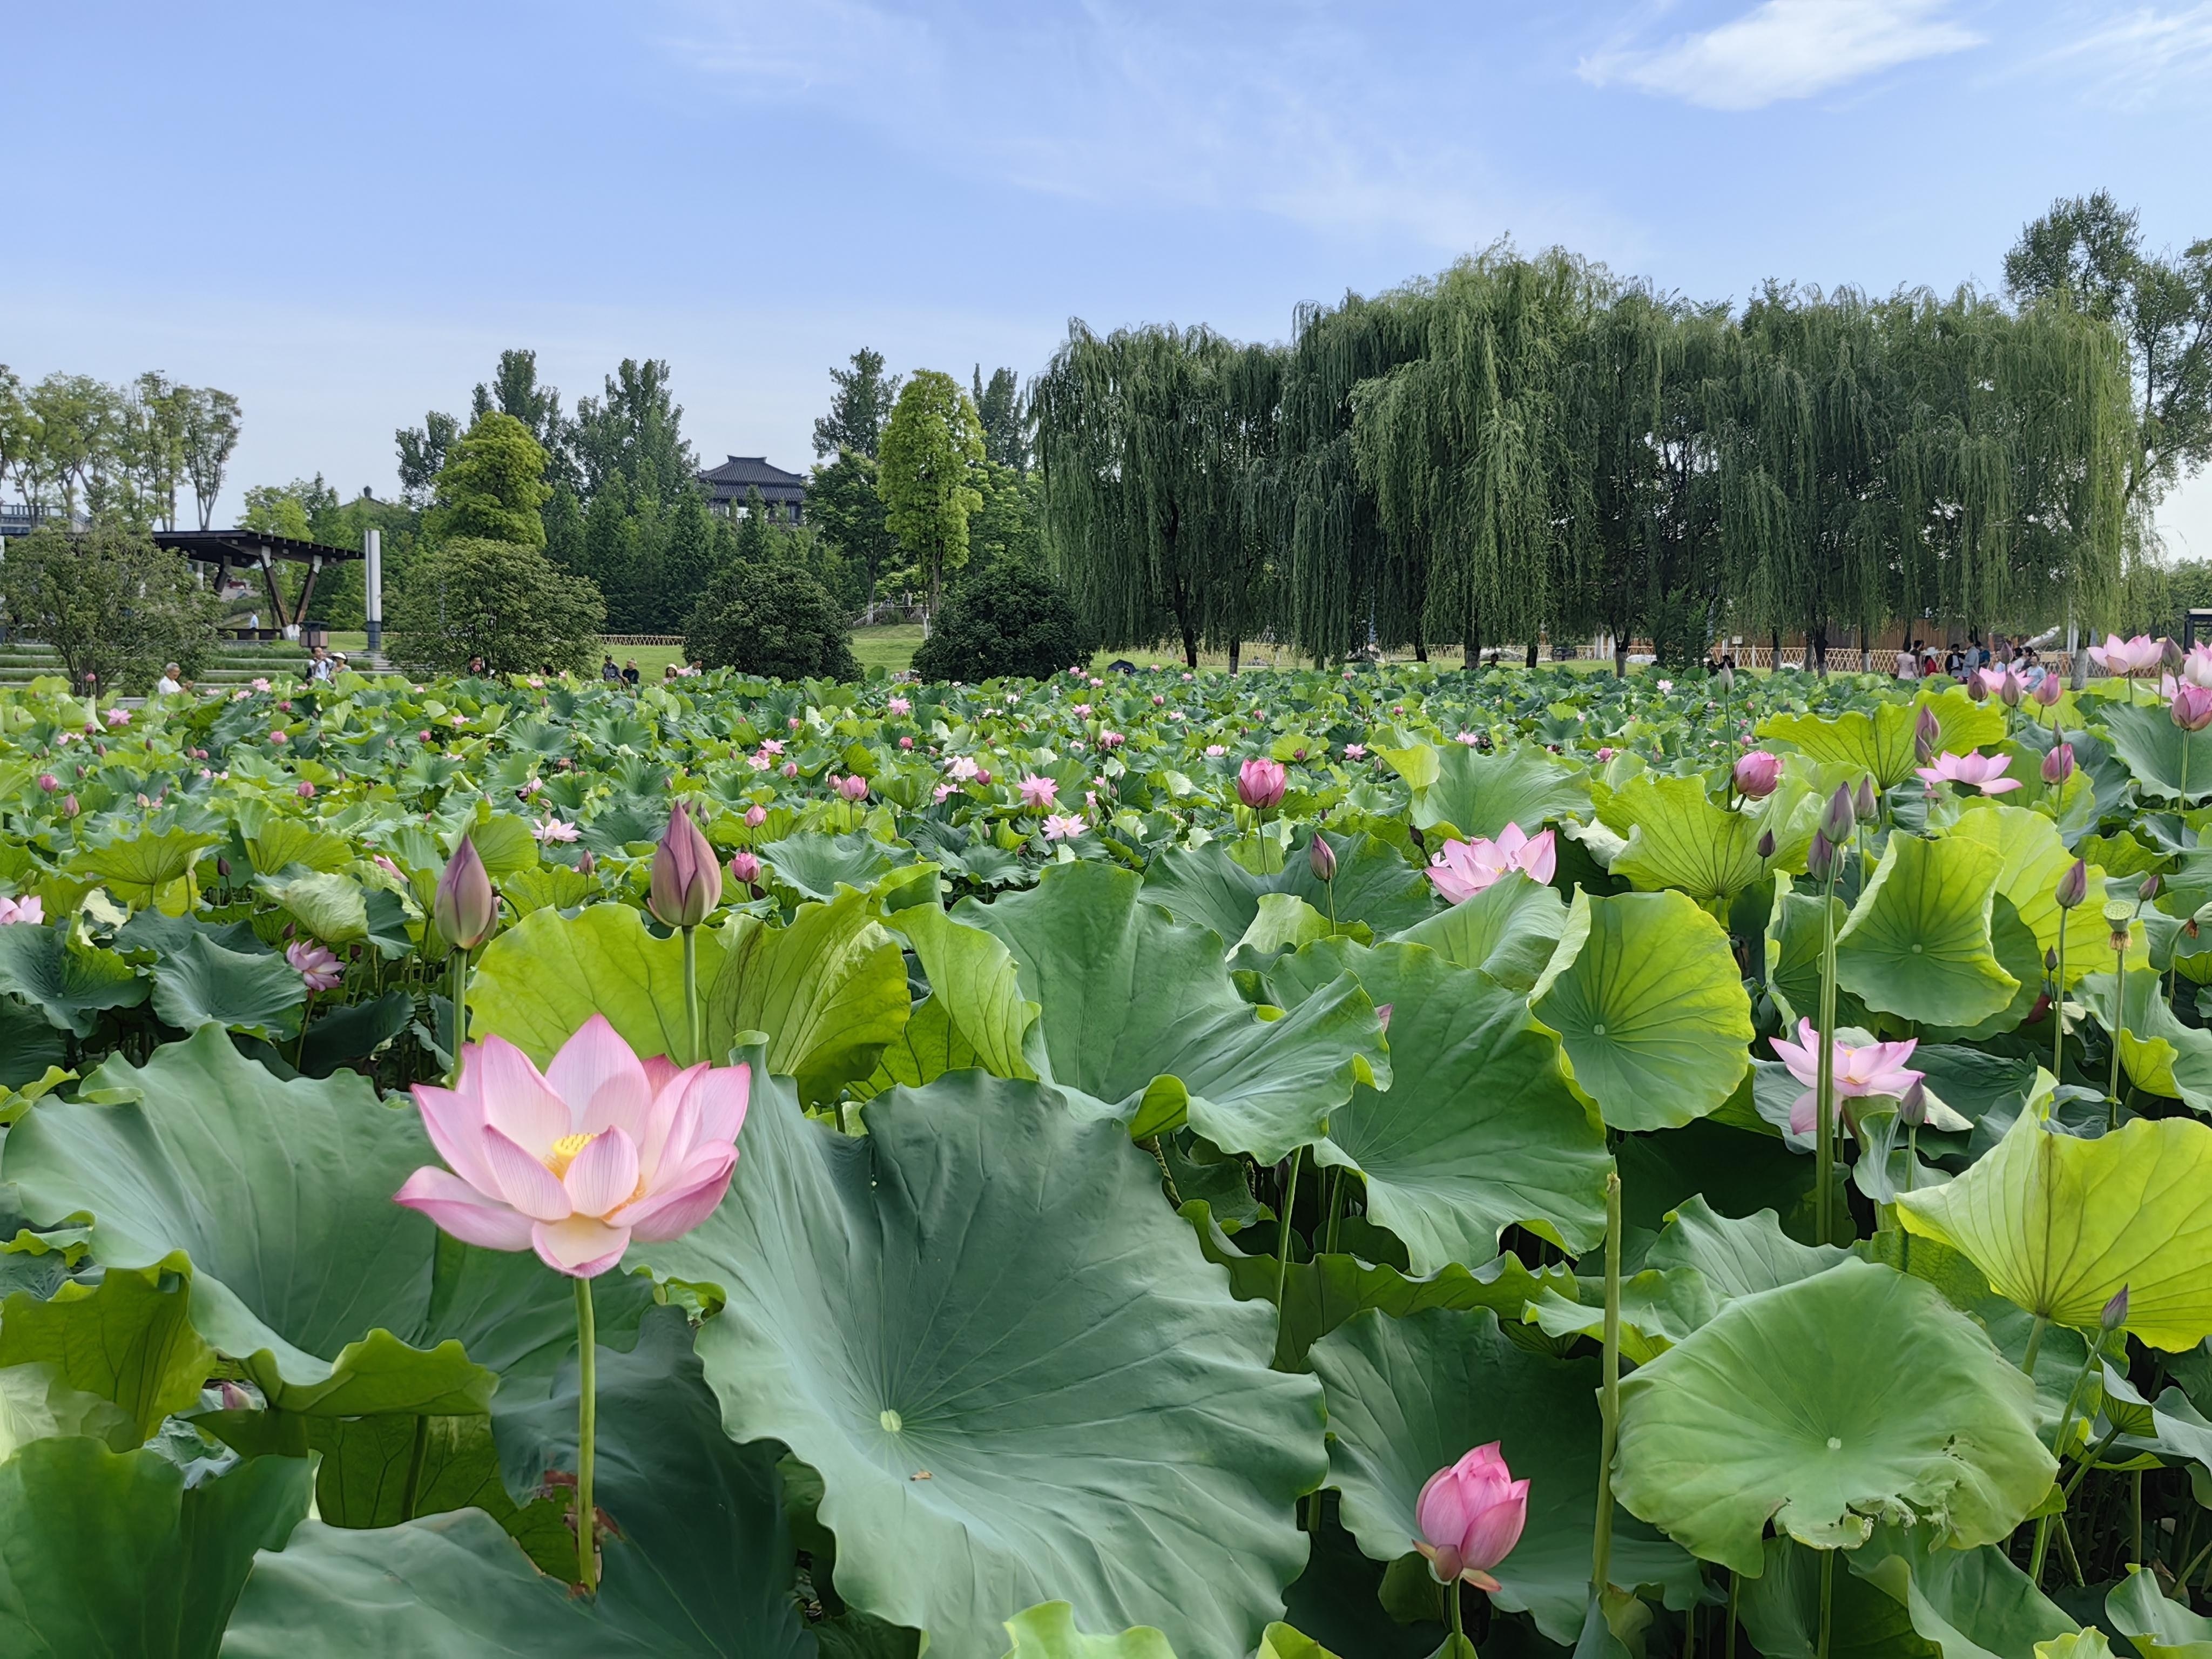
xmin=364 ymin=528 xmax=382 ymax=652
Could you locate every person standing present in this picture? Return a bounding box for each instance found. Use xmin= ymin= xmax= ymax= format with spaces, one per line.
xmin=623 ymin=659 xmax=641 ymax=687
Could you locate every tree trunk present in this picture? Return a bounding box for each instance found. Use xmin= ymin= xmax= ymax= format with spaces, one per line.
xmin=1613 ymin=640 xmax=1628 ymax=678
xmin=1181 ymin=623 xmax=1199 ymax=670
xmin=1813 ymin=626 xmax=1829 ymax=677
xmin=1227 ymin=638 xmax=1241 ymax=675
xmin=1526 ymin=638 xmax=1539 ymax=669
xmin=1770 ymin=626 xmax=1782 ymax=672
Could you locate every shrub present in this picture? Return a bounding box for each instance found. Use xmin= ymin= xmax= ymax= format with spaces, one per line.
xmin=0 ymin=522 xmax=219 ymax=693
xmin=388 ymin=537 xmax=604 ymax=674
xmin=911 ymin=560 xmax=1095 ymax=683
xmin=685 ymin=563 xmax=860 ymax=682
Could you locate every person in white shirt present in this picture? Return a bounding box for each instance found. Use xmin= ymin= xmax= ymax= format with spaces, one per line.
xmin=154 ymin=664 xmax=183 ymax=696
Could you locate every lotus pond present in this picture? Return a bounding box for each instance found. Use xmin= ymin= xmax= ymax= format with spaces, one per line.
xmin=8 ymin=657 xmax=2212 ymax=1657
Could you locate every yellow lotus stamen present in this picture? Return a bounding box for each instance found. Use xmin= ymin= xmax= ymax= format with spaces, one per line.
xmin=544 ymin=1131 xmax=595 ymax=1177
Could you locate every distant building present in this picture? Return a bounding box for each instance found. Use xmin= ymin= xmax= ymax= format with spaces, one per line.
xmin=697 ymin=455 xmax=806 ymax=524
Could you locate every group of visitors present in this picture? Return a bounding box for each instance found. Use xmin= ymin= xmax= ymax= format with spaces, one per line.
xmin=1892 ymin=635 xmax=2056 ymax=688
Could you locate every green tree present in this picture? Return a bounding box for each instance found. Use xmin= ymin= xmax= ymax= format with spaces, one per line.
xmin=684 ymin=562 xmax=859 ymax=680
xmin=471 ymin=348 xmax=574 ymax=490
xmin=879 ymin=370 xmax=986 ymax=618
xmin=182 ymin=387 xmax=241 ymax=529
xmin=426 ymin=412 xmax=551 ymax=547
xmin=911 ymin=558 xmax=1094 ymax=682
xmin=968 ymin=461 xmax=1043 ymax=568
xmin=812 ymin=348 xmax=901 ymax=458
xmin=387 ymin=537 xmax=604 ymax=673
xmin=573 ymin=359 xmax=696 ymax=507
xmin=807 ymin=448 xmax=899 ymax=606
xmin=128 ymin=372 xmax=192 ymax=530
xmin=972 ymin=365 xmax=1027 ymax=470
xmin=0 ymin=522 xmax=219 ymax=692
xmin=395 ymin=409 xmax=460 ymax=508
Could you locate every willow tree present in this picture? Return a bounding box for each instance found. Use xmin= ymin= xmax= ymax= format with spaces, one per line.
xmin=1034 ymin=322 xmax=1280 ymax=669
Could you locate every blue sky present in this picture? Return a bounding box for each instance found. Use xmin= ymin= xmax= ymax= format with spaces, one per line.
xmin=8 ymin=1 xmax=2210 ymax=551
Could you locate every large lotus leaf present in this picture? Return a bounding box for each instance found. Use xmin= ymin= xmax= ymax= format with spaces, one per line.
xmin=1266 ymin=939 xmax=1609 ymax=1271
xmin=0 ymin=924 xmax=148 ymax=1036
xmin=706 ymin=886 xmax=911 ymax=1102
xmin=1643 ymin=1196 xmax=1849 ymax=1300
xmin=1309 ymin=1306 xmax=1697 ymax=1642
xmin=1277 ymin=1518 xmax=1438 ymax=1659
xmin=1139 ymin=831 xmax=1434 ymax=946
xmin=1523 ymin=1267 xmax=1720 ymax=1362
xmin=960 ymin=861 xmax=1388 ymax=1162
xmin=2075 ymin=970 xmax=2212 ymax=1114
xmin=149 ymin=933 xmax=306 ymax=1041
xmin=1390 ymin=871 xmax=1568 ymax=993
xmin=1258 ymin=1627 xmax=1343 ymax=1659
xmin=1897 ymin=1100 xmax=2212 ymax=1348
xmin=0 ymin=1258 xmax=213 ymax=1441
xmin=2099 ymin=701 xmax=2212 ymax=804
xmin=1602 ymin=773 xmax=1769 ymax=902
xmin=1529 ymin=889 xmax=1753 ymax=1131
xmin=2107 ymin=1566 xmax=2212 ymax=1656
xmin=0 ymin=1361 xmax=136 ymax=1456
xmin=1737 ymin=1527 xmax=2076 ymax=1659
xmin=0 ymin=1435 xmax=306 ymax=1659
xmin=1835 ymin=832 xmax=2018 ymax=1028
xmin=1763 ymin=888 xmax=1875 ymax=1031
xmin=885 ymin=903 xmax=1037 ymax=1079
xmin=1760 ymin=689 xmax=2002 ymax=789
xmin=1612 ymin=1259 xmax=2055 ymax=1573
xmin=470 ymin=901 xmax=729 ymax=1066
xmin=0 ymin=1026 xmax=489 ymax=1417
xmin=1948 ymin=804 xmax=2117 ymax=984
xmin=64 ymin=827 xmax=220 ymax=907
xmin=1406 ymin=742 xmax=1593 ymax=841
xmin=637 ymin=1066 xmax=1325 ymax=1659
xmin=238 ymin=814 xmax=354 ymax=876
xmin=760 ymin=828 xmax=914 ymax=901
xmin=999 ymin=1604 xmax=1176 ymax=1659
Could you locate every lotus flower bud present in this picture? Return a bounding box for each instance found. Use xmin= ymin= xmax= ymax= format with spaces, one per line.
xmin=2173 ymin=684 xmax=2212 ymax=732
xmin=835 ymin=773 xmax=870 ymax=802
xmin=1898 ymin=1078 xmax=1927 ymax=1128
xmin=2102 ymin=1285 xmax=2130 ymax=1333
xmin=1756 ymin=828 xmax=1776 ymax=861
xmin=1966 ymin=674 xmax=1988 ymax=702
xmin=744 ymin=804 xmax=767 ymax=828
xmin=1718 ymin=665 xmax=1735 ymax=692
xmin=1854 ymin=776 xmax=1877 ymax=824
xmin=1413 ymin=1442 xmax=1528 ymax=1592
xmin=1821 ymin=783 xmax=1857 ymax=847
xmin=433 ymin=835 xmax=497 ymax=950
xmin=648 ymin=801 xmax=723 ymax=928
xmin=2034 ymin=673 xmax=2062 ymax=708
xmin=2000 ymin=670 xmax=2023 ymax=708
xmin=1309 ymin=836 xmax=1337 ymax=881
xmin=1916 ymin=706 xmax=1941 ymax=763
xmin=729 ymin=851 xmax=761 ymax=887
xmin=1806 ymin=831 xmax=1835 ymax=882
xmin=577 ymin=848 xmax=595 ymax=875
xmin=1237 ymin=757 xmax=1288 ymax=811
xmin=2041 ymin=743 xmax=2075 ymax=785
xmin=1732 ymin=750 xmax=1783 ymax=799
xmin=2045 ymin=947 xmax=2060 ymax=974
xmin=217 ymin=856 xmax=232 ymax=880
xmin=2163 ymin=638 xmax=2186 ymax=675
xmin=2141 ymin=873 xmax=2163 ymax=903
xmin=2055 ymin=858 xmax=2088 ymax=911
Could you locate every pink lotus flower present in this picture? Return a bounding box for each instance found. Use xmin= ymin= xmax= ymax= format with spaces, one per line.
xmin=269 ymin=730 xmax=288 ymax=745
xmin=105 ymin=707 xmax=130 ymax=726
xmin=0 ymin=895 xmax=43 ymax=926
xmin=898 ymin=735 xmax=913 ymax=750
xmin=743 ymin=805 xmax=767 ymax=828
xmin=1204 ymin=744 xmax=1227 ymax=758
xmin=1042 ymin=813 xmax=1087 ymax=841
xmin=286 ymin=940 xmax=345 ymax=992
xmin=2089 ymin=633 xmax=2165 ymax=677
xmin=728 ymin=851 xmax=761 ymax=886
xmin=1019 ymin=774 xmax=1060 ymax=809
xmin=1344 ymin=743 xmax=1367 ymax=760
xmin=834 ymin=774 xmax=869 ymax=802
xmin=533 ymin=816 xmax=580 ymax=843
xmin=887 ymin=696 xmax=911 ymax=716
xmin=1414 ymin=1443 xmax=1528 ymax=1592
xmin=1074 ymin=703 xmax=1092 ymax=717
xmin=1915 ymin=750 xmax=2020 ymax=794
xmin=296 ymin=781 xmax=316 ymax=799
xmin=395 ymin=1016 xmax=748 ymax=1278
xmin=37 ymin=774 xmax=57 ymax=792
xmin=1769 ymin=1018 xmax=1923 ymax=1135
xmin=2175 ymin=685 xmax=2212 ymax=732
xmin=781 ymin=761 xmax=798 ymax=778
xmin=1237 ymin=757 xmax=1287 ymax=810
xmin=1733 ymin=751 xmax=1783 ymax=799
xmin=1427 ymin=825 xmax=1556 ymax=903
xmin=1097 ymin=731 xmax=1124 ymax=750
xmin=2177 ymin=644 xmax=2212 ymax=690
xmin=946 ymin=756 xmax=983 ymax=782
xmin=759 ymin=738 xmax=786 ymax=757
xmin=251 ymin=677 xmax=271 ymax=692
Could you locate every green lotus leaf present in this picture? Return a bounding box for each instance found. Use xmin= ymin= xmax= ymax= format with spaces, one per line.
xmin=1000 ymin=1604 xmax=1177 ymax=1659
xmin=1524 ymin=1267 xmax=1718 ymax=1361
xmin=0 ymin=1258 xmax=212 ymax=1441
xmin=0 ymin=1027 xmax=491 ymax=1417
xmin=470 ymin=901 xmax=729 ymax=1066
xmin=962 ymin=861 xmax=1388 ymax=1162
xmin=237 ymin=813 xmax=354 ymax=876
xmin=1736 ymin=1527 xmax=2076 ymax=1659
xmin=148 ymin=933 xmax=306 ymax=1041
xmin=885 ymin=902 xmax=1038 ymax=1080
xmin=1612 ymin=1259 xmax=2056 ymax=1573
xmin=0 ymin=925 xmax=148 ymax=1037
xmin=64 ymin=827 xmax=220 ymax=908
xmin=1140 ymin=831 xmax=1435 ymax=946
xmin=1407 ymin=742 xmax=1592 ymax=841
xmin=1309 ymin=1306 xmax=1697 ymax=1642
xmin=1763 ymin=887 xmax=1871 ymax=1031
xmin=2107 ymin=1564 xmax=2212 ymax=1657
xmin=2098 ymin=702 xmax=2212 ymax=804
xmin=706 ymin=885 xmax=911 ymax=1103
xmin=1267 ymin=938 xmax=1609 ymax=1272
xmin=0 ymin=1437 xmax=306 ymax=1659
xmin=2041 ymin=1635 xmax=2117 ymax=1658
xmin=1232 ymin=893 xmax=1336 ymax=959
xmin=637 ymin=1065 xmax=1325 ymax=1659
xmin=1760 ymin=689 xmax=2002 ymax=789
xmin=1835 ymin=832 xmax=2018 ymax=1028
xmin=1530 ymin=889 xmax=1754 ymax=1131
xmin=1390 ymin=870 xmax=1568 ymax=993
xmin=1897 ymin=1097 xmax=2212 ymax=1349
xmin=1643 ymin=1196 xmax=1849 ymax=1300
xmin=1257 ymin=1627 xmax=1341 ymax=1659
xmin=1948 ymin=803 xmax=2117 ymax=985
xmin=0 ymin=1361 xmax=136 ymax=1456
xmin=760 ymin=828 xmax=913 ymax=901
xmin=1601 ymin=773 xmax=1770 ymax=902
xmin=2075 ymin=970 xmax=2212 ymax=1114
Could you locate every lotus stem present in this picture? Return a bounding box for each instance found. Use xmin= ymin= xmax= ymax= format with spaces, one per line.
xmin=2052 ymin=928 xmax=2066 ymax=1081
xmin=1815 ymin=861 xmax=1840 ymax=1245
xmin=1817 ymin=1547 xmax=1834 ymax=1659
xmin=1446 ymin=1576 xmax=1467 ymax=1647
xmin=2022 ymin=1314 xmax=2049 ymax=1377
xmin=446 ymin=946 xmax=469 ymax=1088
xmin=1725 ymin=1569 xmax=1739 ymax=1659
xmin=576 ymin=1273 xmax=598 ymax=1595
xmin=401 ymin=1412 xmax=428 ymax=1520
xmin=1591 ymin=1171 xmax=1622 ymax=1601
xmin=1273 ymin=1149 xmax=1302 ymax=1309
xmin=682 ymin=923 xmax=701 ymax=1067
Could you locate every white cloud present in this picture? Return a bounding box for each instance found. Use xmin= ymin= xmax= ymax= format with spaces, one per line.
xmin=2039 ymin=4 xmax=2212 ymax=109
xmin=1581 ymin=1 xmax=1984 ymax=109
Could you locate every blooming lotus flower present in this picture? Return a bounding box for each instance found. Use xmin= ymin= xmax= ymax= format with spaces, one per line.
xmin=1042 ymin=813 xmax=1087 ymax=841
xmin=2090 ymin=634 xmax=2165 ymax=677
xmin=1414 ymin=1443 xmax=1528 ymax=1592
xmin=1769 ymin=1019 xmax=1923 ymax=1135
xmin=833 ymin=774 xmax=870 ymax=802
xmin=946 ymin=756 xmax=983 ymax=782
xmin=395 ymin=1016 xmax=747 ymax=1278
xmin=1345 ymin=743 xmax=1367 ymax=760
xmin=728 ymin=851 xmax=761 ymax=886
xmin=105 ymin=707 xmax=130 ymax=726
xmin=1019 ymin=774 xmax=1059 ymax=809
xmin=1733 ymin=751 xmax=1783 ymax=799
xmin=1428 ymin=825 xmax=1556 ymax=903
xmin=0 ymin=895 xmax=43 ymax=926
xmin=287 ymin=940 xmax=345 ymax=992
xmin=887 ymin=696 xmax=911 ymax=716
xmin=2175 ymin=685 xmax=2212 ymax=732
xmin=533 ymin=816 xmax=579 ymax=843
xmin=1098 ymin=731 xmax=1124 ymax=750
xmin=1916 ymin=750 xmax=2020 ymax=794
xmin=1237 ymin=757 xmax=1287 ymax=810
